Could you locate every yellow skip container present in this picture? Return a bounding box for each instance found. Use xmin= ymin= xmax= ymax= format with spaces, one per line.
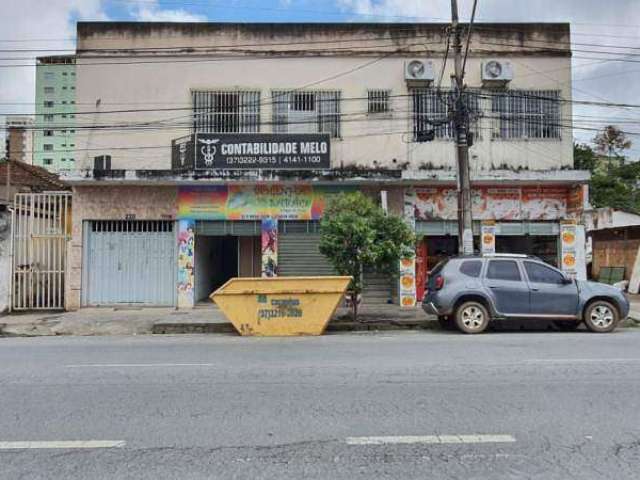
xmin=210 ymin=276 xmax=352 ymax=336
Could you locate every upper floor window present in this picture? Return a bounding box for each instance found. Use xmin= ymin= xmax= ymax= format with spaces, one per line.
xmin=192 ymin=90 xmax=260 ymax=133
xmin=368 ymin=89 xmax=391 ymax=114
xmin=43 ymin=144 xmax=54 ymax=151
xmin=491 ymin=90 xmax=561 ymax=140
xmin=43 ymin=72 xmax=54 ymax=81
xmin=43 ymin=114 xmax=54 ymax=122
xmin=44 ymin=101 xmax=54 ymax=108
xmin=44 ymin=87 xmax=54 ymax=94
xmin=43 ymin=130 xmax=53 ymax=137
xmin=411 ymin=89 xmax=480 ymax=141
xmin=272 ymin=90 xmax=341 ymax=138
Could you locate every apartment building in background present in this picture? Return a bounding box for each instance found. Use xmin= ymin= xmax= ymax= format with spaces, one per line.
xmin=33 ymin=55 xmax=77 ymax=172
xmin=62 ymin=21 xmax=589 ymax=311
xmin=4 ymin=115 xmax=34 ymax=164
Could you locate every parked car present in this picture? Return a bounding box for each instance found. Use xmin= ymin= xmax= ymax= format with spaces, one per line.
xmin=422 ymin=254 xmax=630 ymax=334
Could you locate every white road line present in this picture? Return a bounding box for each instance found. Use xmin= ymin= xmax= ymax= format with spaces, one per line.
xmin=65 ymin=363 xmax=215 ymax=368
xmin=345 ymin=434 xmax=516 ymax=446
xmin=0 ymin=441 xmax=126 ymax=450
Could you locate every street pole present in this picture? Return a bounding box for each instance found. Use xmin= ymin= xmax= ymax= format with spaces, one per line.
xmin=450 ymin=0 xmax=474 ymax=255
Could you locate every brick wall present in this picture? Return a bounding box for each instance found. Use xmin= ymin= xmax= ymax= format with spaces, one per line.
xmin=66 ymin=185 xmax=177 ymax=310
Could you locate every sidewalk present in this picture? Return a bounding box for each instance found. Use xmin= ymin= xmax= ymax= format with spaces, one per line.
xmin=2 ymin=299 xmax=639 ymax=337
xmin=0 ymin=303 xmax=435 ymax=337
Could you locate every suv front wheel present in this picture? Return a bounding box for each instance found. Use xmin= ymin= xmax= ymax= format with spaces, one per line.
xmin=584 ymin=300 xmax=619 ymax=333
xmin=455 ymin=301 xmax=490 ymax=334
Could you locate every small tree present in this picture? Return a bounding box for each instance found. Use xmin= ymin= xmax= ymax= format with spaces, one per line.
xmin=319 ymin=192 xmax=415 ymax=321
xmin=573 ymin=143 xmax=597 ymax=173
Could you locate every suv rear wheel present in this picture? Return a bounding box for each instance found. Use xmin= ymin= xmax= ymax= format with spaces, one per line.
xmin=455 ymin=301 xmax=490 ymax=334
xmin=584 ymin=300 xmax=619 ymax=333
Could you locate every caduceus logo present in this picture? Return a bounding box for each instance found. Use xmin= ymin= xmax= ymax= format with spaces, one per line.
xmin=198 ymin=138 xmax=220 ymax=166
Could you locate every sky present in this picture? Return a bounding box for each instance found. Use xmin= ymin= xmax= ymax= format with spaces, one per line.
xmin=0 ymin=0 xmax=639 ymax=158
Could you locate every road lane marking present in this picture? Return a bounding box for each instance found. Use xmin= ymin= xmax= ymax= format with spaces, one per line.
xmin=65 ymin=363 xmax=215 ymax=368
xmin=0 ymin=441 xmax=126 ymax=450
xmin=345 ymin=434 xmax=516 ymax=445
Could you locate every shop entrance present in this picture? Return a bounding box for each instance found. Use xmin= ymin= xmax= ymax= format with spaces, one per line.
xmin=194 ymin=235 xmax=261 ymax=303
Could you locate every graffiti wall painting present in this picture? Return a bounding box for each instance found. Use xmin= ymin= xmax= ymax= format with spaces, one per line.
xmin=177 ymin=219 xmax=195 ymax=308
xmin=261 ymin=217 xmax=278 ymax=278
xmin=521 ymin=187 xmax=567 ymax=220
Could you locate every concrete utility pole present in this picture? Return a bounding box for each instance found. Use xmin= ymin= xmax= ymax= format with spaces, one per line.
xmin=450 ymin=0 xmax=474 ymax=255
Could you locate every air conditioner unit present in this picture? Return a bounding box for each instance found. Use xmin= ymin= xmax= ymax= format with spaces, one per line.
xmin=481 ymin=60 xmax=513 ymax=85
xmin=405 ymin=60 xmax=435 ymax=84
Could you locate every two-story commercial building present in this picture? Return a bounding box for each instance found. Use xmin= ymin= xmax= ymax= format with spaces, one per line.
xmin=63 ymin=21 xmax=589 ymax=310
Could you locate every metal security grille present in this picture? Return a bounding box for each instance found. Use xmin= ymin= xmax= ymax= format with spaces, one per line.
xmin=368 ymin=89 xmax=391 ymax=114
xmin=272 ymin=90 xmax=341 ymax=138
xmin=411 ymin=89 xmax=480 ymax=140
xmin=192 ymin=90 xmax=260 ymax=133
xmin=278 ymin=234 xmax=335 ymax=276
xmin=11 ymin=192 xmax=71 ymax=311
xmin=83 ymin=220 xmax=176 ymax=306
xmin=491 ymin=90 xmax=561 ymax=139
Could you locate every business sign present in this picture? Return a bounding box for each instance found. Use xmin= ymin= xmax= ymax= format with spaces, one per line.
xmin=413 ymin=187 xmax=570 ymax=221
xmin=178 ymin=185 xmax=351 ymax=220
xmin=171 ymin=135 xmax=195 ymax=171
xmin=193 ymin=133 xmax=331 ymax=170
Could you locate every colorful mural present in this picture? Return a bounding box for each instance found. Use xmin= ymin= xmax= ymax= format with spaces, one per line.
xmin=177 ymin=219 xmax=195 ymax=308
xmin=178 ymin=185 xmax=336 ymax=220
xmin=414 ymin=187 xmax=571 ymax=221
xmin=261 ymin=217 xmax=278 ymax=277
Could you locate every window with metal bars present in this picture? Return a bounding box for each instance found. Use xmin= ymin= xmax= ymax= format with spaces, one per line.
xmin=411 ymin=89 xmax=480 ymax=141
xmin=491 ymin=90 xmax=561 ymax=140
xmin=272 ymin=90 xmax=341 ymax=138
xmin=368 ymin=90 xmax=391 ymax=114
xmin=192 ymin=90 xmax=260 ymax=134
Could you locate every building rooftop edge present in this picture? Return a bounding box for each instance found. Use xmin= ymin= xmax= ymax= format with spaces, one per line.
xmin=61 ymin=169 xmax=590 ymax=186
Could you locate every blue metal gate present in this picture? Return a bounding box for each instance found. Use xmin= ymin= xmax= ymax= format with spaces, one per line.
xmin=83 ymin=220 xmax=176 ymax=306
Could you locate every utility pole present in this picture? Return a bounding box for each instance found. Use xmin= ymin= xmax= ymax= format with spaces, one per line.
xmin=450 ymin=0 xmax=474 ymax=255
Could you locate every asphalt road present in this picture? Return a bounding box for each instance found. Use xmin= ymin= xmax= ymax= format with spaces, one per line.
xmin=1 ymin=330 xmax=639 ymax=479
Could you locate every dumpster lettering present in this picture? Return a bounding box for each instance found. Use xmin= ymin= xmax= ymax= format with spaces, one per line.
xmin=258 ymin=297 xmax=303 ymax=320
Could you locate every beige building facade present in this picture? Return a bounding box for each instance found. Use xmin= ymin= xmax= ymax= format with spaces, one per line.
xmin=63 ymin=22 xmax=588 ymax=311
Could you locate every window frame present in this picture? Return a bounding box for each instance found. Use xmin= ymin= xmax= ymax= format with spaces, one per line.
xmin=459 ymin=260 xmax=483 ymax=278
xmin=523 ymin=261 xmax=565 ymax=285
xmin=192 ymin=90 xmax=261 ymax=134
xmin=491 ymin=90 xmax=561 ymax=140
xmin=272 ymin=90 xmax=342 ymax=138
xmin=486 ymin=260 xmax=522 ymax=282
xmin=367 ymin=89 xmax=391 ymax=115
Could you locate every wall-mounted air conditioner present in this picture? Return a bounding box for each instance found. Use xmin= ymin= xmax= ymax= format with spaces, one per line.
xmin=405 ymin=60 xmax=435 ymax=84
xmin=481 ymin=60 xmax=514 ymax=86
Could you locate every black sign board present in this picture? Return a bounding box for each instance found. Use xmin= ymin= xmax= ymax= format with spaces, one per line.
xmin=193 ymin=133 xmax=331 ymax=170
xmin=171 ymin=135 xmax=195 ymax=171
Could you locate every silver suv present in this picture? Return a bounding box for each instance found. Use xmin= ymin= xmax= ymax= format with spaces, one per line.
xmin=422 ymin=254 xmax=630 ymax=334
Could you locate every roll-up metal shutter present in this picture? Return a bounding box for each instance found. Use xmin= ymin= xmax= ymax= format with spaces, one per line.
xmin=196 ymin=221 xmax=261 ymax=236
xmin=278 ymin=221 xmax=335 ymax=276
xmin=83 ymin=220 xmax=176 ymax=306
xmin=278 ymin=233 xmax=335 ymax=276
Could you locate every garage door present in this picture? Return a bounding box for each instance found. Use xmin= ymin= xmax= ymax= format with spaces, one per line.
xmin=278 ymin=221 xmax=334 ymax=276
xmin=83 ymin=220 xmax=176 ymax=306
